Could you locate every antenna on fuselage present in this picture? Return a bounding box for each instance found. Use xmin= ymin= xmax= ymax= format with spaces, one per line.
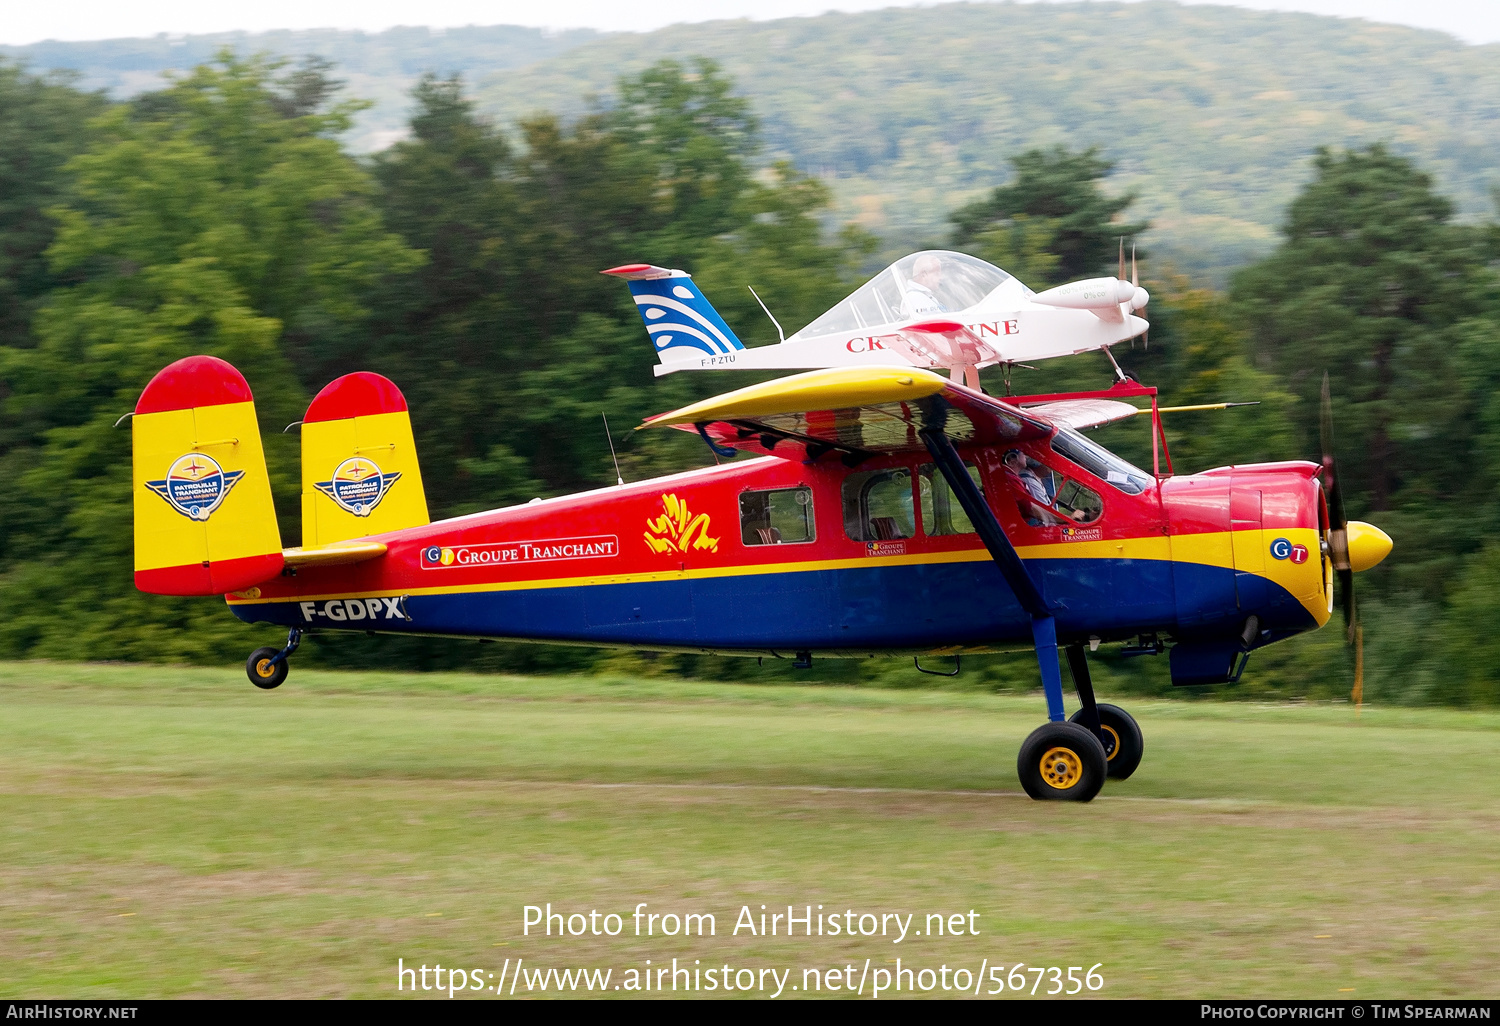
xmin=602 ymin=413 xmax=624 ymax=486
xmin=747 ymin=285 xmax=786 ymax=343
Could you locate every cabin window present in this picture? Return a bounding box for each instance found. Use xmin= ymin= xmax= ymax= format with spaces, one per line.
xmin=739 ymin=487 xmax=815 ymax=545
xmin=1002 ymin=448 xmax=1105 ymax=526
xmin=1053 ymin=478 xmax=1104 ymax=524
xmin=842 ymin=467 xmax=915 ymax=541
xmin=1049 ymin=427 xmax=1151 ymax=495
xmin=917 ymin=462 xmax=985 ymax=536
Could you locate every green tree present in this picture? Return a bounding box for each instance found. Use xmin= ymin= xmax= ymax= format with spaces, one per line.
xmin=0 ymin=53 xmax=419 ymax=661
xmin=1232 ymin=145 xmax=1493 ymax=518
xmin=365 ymin=62 xmax=871 ymax=515
xmin=951 ymin=146 xmax=1148 ymax=286
xmin=0 ymin=61 xmax=107 ymax=354
xmin=1145 ymin=280 xmax=1299 ymax=475
xmin=607 ymin=57 xmax=759 ymax=255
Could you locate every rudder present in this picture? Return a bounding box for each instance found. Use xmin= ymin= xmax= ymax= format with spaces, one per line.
xmin=133 ymin=356 xmax=284 ymax=595
xmin=300 ymin=372 xmax=429 ymax=547
xmin=602 ymin=263 xmax=744 ymax=373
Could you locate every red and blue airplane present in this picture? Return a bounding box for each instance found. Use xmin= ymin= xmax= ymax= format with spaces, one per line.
xmin=128 ymin=252 xmax=1391 ymax=802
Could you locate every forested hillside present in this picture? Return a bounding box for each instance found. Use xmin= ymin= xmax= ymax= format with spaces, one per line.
xmin=476 ymin=2 xmax=1500 ymax=276
xmin=1 ymin=38 xmax=1498 ymax=706
xmin=0 ymin=24 xmax=601 ymax=152
xmin=7 ymin=3 xmax=1500 ymax=278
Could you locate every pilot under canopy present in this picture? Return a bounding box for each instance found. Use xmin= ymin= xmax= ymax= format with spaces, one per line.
xmin=789 ymin=250 xmax=1029 ymax=341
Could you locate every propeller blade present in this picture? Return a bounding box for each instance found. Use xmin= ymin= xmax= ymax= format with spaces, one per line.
xmin=1340 ymin=567 xmax=1356 ymax=642
xmin=1352 ymin=624 xmax=1364 ymax=717
xmin=1132 ymin=243 xmax=1147 ymax=347
xmin=1118 ymin=238 xmax=1125 ymax=282
xmin=1321 ymin=373 xmax=1349 ymax=533
xmin=1321 ymin=372 xmax=1355 ymax=642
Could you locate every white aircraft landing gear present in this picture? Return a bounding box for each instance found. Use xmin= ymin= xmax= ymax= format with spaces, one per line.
xmin=246 ymin=628 xmax=302 ymax=690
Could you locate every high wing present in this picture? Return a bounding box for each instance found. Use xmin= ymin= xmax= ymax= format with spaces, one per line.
xmin=639 ymin=366 xmax=1052 ymax=463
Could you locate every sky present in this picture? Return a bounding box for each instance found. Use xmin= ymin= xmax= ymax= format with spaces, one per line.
xmin=4 ymin=0 xmax=1497 ymax=46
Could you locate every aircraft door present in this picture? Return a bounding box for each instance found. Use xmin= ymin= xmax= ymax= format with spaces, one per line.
xmin=1230 ymin=484 xmax=1267 ymax=611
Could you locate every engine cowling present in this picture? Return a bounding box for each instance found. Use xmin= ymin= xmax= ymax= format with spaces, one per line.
xmin=1032 ymin=277 xmax=1137 ymax=310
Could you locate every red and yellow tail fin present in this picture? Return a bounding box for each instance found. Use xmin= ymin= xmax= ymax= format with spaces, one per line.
xmin=300 ymin=373 xmax=429 ymax=547
xmin=132 ymin=356 xmax=284 ymax=595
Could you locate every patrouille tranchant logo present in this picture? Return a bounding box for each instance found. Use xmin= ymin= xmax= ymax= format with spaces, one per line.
xmin=314 ymin=456 xmax=402 ymax=517
xmin=145 ymin=453 xmax=245 ymax=521
xmin=644 ymin=493 xmax=718 ymax=554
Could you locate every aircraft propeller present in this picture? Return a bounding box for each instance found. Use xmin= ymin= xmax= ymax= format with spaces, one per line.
xmin=1320 ymin=372 xmax=1364 ymax=708
xmin=1116 ymin=238 xmax=1150 ymax=345
xmin=1132 ymin=243 xmax=1148 ymax=347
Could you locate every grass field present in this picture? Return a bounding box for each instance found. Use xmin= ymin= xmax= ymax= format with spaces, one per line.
xmin=2 ymin=660 xmax=1497 ymax=1000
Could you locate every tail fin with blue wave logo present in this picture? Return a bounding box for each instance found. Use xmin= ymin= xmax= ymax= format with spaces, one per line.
xmin=602 ymin=264 xmax=744 ymax=375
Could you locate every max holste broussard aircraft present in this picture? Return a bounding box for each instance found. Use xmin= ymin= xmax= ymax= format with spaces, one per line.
xmin=129 ymin=249 xmax=1392 ymax=802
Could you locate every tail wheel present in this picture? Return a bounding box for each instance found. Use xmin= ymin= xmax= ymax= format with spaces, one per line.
xmin=246 ymin=646 xmax=288 ymax=690
xmin=1017 ymin=722 xmax=1107 ymax=801
xmin=1069 ymin=703 xmax=1144 ymax=780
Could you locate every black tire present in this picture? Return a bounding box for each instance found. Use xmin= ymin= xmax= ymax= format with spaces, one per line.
xmin=1069 ymin=703 xmax=1144 ymax=781
xmin=1016 ymin=722 xmax=1107 ymax=801
xmin=246 ymin=647 xmax=288 ymax=690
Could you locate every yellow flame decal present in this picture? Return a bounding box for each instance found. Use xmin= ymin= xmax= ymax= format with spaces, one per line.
xmin=644 ymin=493 xmax=719 ymax=554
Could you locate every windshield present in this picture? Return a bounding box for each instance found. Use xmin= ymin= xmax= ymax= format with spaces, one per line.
xmin=790 ymin=250 xmax=1013 ymax=339
xmin=1049 ymin=428 xmax=1153 ymax=495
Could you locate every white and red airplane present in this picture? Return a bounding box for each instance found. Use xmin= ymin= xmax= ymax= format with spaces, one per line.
xmin=605 ymin=248 xmax=1151 ymax=388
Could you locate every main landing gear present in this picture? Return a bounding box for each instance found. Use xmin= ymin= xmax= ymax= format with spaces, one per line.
xmin=246 ymin=628 xmax=302 ymax=690
xmin=1016 ymin=643 xmax=1145 ymax=801
xmin=916 ymin=416 xmax=1142 ymax=802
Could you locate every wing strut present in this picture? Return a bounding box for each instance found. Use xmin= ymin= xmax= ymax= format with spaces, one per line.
xmin=918 ymin=399 xmax=1067 ymax=722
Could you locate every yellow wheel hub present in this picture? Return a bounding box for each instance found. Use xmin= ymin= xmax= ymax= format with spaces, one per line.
xmin=1039 ymin=747 xmax=1083 ymax=789
xmin=256 ymin=659 xmax=275 ymax=678
xmin=1100 ymin=724 xmax=1121 ymax=761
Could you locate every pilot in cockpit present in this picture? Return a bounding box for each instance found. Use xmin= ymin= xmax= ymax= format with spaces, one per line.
xmin=1004 ymin=449 xmax=1065 ymax=527
xmin=899 ymin=253 xmax=947 ymax=318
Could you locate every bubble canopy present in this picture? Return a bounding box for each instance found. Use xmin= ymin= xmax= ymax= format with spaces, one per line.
xmin=790 ymin=250 xmax=1015 ymax=340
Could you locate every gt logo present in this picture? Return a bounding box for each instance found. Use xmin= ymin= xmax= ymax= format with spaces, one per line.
xmin=299 ymin=597 xmax=410 ymax=622
xmin=1269 ymin=537 xmax=1308 ymax=564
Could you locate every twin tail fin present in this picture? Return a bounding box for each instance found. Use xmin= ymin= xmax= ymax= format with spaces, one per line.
xmin=132 ymin=360 xmax=429 ymax=597
xmin=132 ymin=356 xmax=284 ymax=595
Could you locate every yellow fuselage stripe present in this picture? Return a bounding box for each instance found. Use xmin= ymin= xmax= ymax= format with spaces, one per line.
xmin=229 ymin=527 xmax=1328 ymax=624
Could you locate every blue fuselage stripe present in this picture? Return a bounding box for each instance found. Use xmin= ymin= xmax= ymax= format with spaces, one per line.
xmin=231 ymin=558 xmax=1317 ymax=651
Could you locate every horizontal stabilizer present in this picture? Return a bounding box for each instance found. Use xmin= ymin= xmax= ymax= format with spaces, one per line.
xmin=281 ymin=540 xmax=388 ymax=567
xmin=601 ymin=263 xmax=677 ymax=281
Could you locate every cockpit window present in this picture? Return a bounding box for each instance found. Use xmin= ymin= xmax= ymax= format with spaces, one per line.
xmin=1049 ymin=428 xmax=1153 ymax=495
xmin=790 ymin=251 xmax=1016 ymax=339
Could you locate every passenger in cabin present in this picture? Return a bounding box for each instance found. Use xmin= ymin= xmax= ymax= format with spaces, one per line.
xmin=1004 ymin=449 xmax=1064 ymax=527
xmin=900 ymin=253 xmax=947 ymax=318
